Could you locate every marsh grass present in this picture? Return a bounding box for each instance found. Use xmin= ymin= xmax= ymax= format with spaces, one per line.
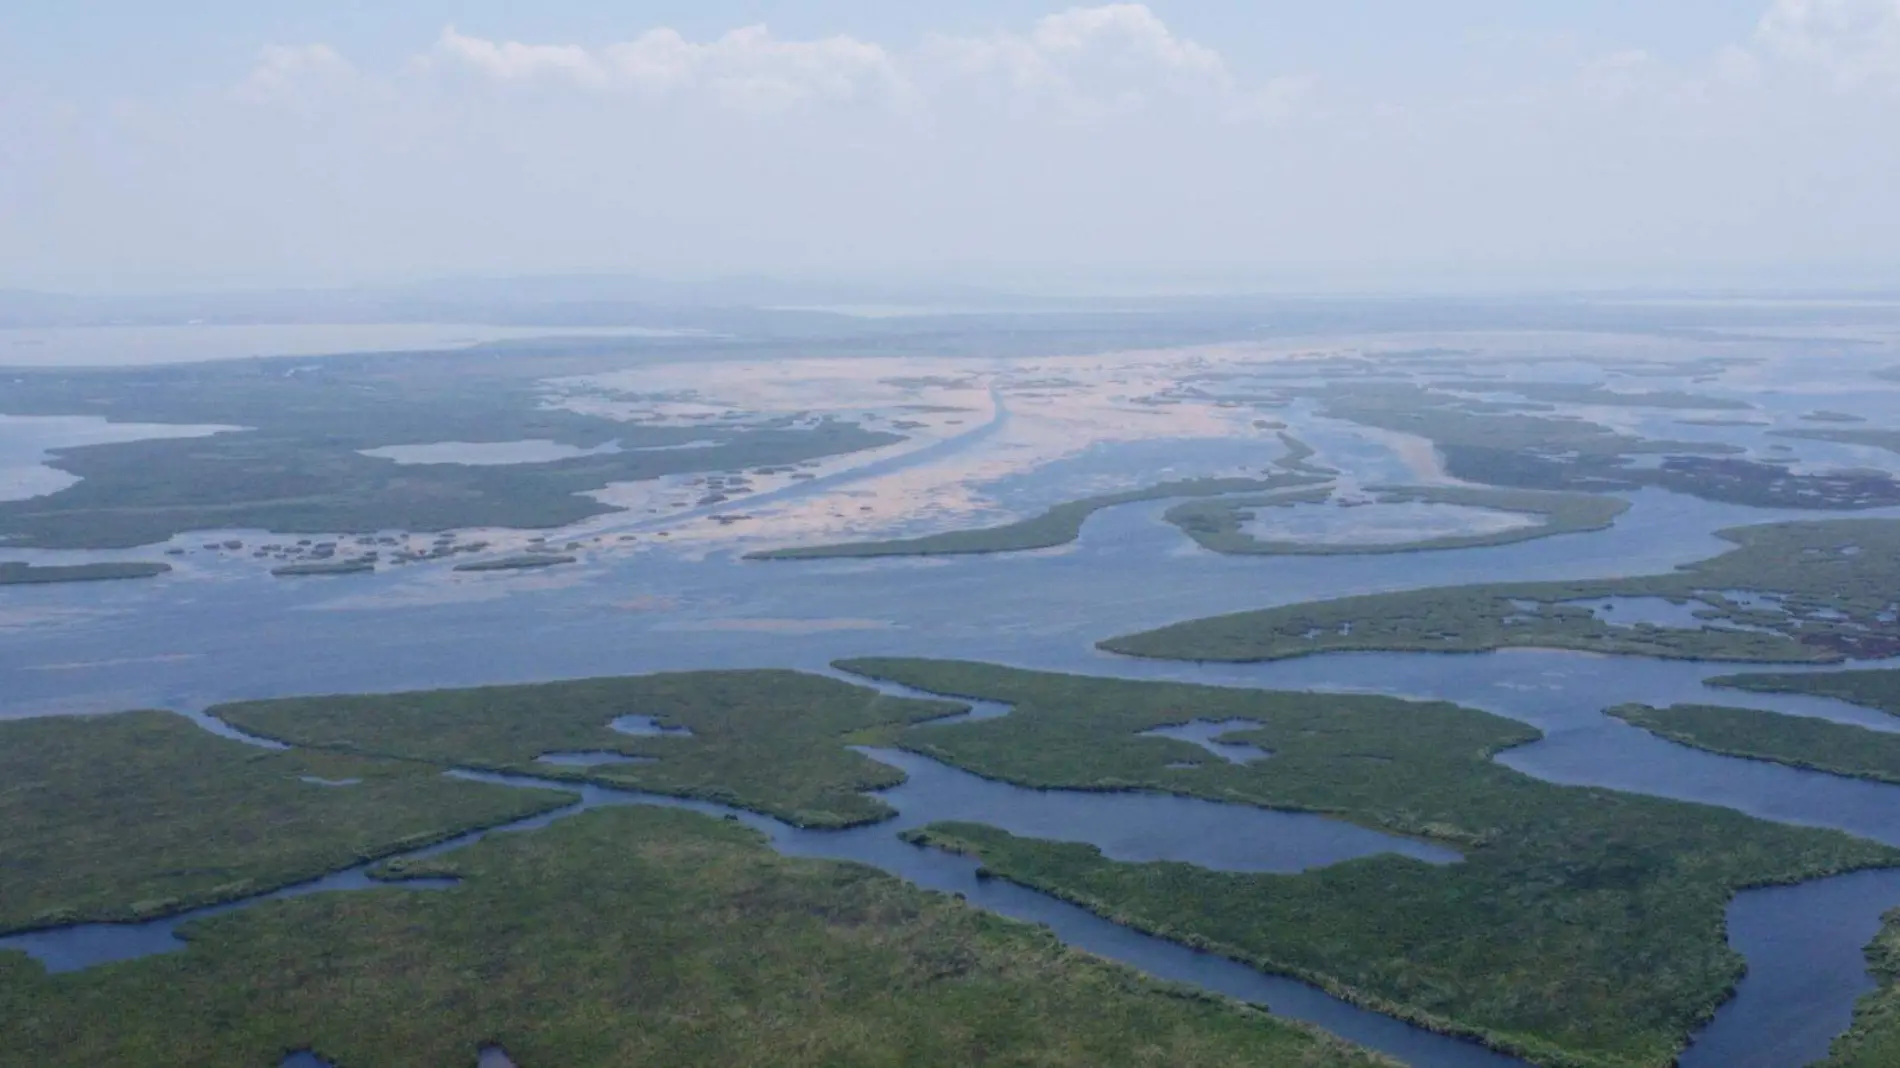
xmin=1820 ymin=906 xmax=1900 ymax=1067
xmin=1104 ymin=519 xmax=1900 ymax=663
xmin=841 ymin=659 xmax=1900 ymax=1068
xmin=215 ymin=671 xmax=964 ymax=828
xmin=1609 ymin=702 xmax=1900 ymax=785
xmin=0 ymin=806 xmax=1396 ymax=1068
xmin=0 ymin=711 xmax=568 ymax=934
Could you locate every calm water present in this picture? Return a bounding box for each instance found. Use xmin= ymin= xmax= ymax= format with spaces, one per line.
xmin=0 ymin=414 xmax=235 ymax=502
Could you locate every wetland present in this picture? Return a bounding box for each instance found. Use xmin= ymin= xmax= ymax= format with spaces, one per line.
xmin=10 ymin=308 xmax=1900 ymax=1068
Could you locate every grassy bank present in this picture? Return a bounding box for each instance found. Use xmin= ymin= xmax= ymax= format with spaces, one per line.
xmin=1608 ymin=703 xmax=1900 ymax=785
xmin=215 ymin=671 xmax=963 ymax=828
xmin=839 ymin=658 xmax=1900 ymax=1068
xmin=1820 ymin=908 xmax=1900 ymax=1067
xmin=1709 ymin=668 xmax=1900 ymax=717
xmin=0 ymin=711 xmax=568 ymax=934
xmin=1103 ymin=519 xmax=1900 ymax=663
xmin=0 ymin=804 xmax=1394 ymax=1068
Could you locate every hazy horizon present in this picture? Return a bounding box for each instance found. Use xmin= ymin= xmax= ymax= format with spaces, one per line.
xmin=4 ymin=1 xmax=1898 ymax=293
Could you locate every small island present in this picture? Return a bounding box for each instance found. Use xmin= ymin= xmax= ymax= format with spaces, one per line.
xmin=1164 ymin=485 xmax=1629 ymax=556
xmin=0 ymin=561 xmax=170 ymax=586
xmin=1102 ymin=518 xmax=1900 ymax=663
xmin=271 ymin=559 xmax=377 ymax=577
xmin=452 ymin=553 xmax=579 ymax=572
xmin=748 ymin=475 xmax=1325 ymax=560
xmin=1608 ymin=702 xmax=1900 ymax=786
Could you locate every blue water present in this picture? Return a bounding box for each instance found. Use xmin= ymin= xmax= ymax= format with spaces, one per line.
xmin=608 ymin=715 xmax=694 ymax=738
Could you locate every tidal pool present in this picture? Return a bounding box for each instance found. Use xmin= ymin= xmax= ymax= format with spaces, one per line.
xmin=608 ymin=715 xmax=694 ymax=738
xmin=1553 ymin=595 xmax=1776 ymax=633
xmin=1242 ymin=500 xmax=1540 ymax=546
xmin=1137 ymin=719 xmax=1271 ymax=763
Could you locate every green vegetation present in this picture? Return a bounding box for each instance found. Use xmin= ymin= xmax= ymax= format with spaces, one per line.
xmin=215 ymin=671 xmax=962 ymax=828
xmin=1820 ymin=908 xmax=1900 ymax=1067
xmin=1772 ymin=427 xmax=1900 ymax=456
xmin=838 ymin=659 xmax=1900 ymax=1068
xmin=1302 ymin=381 xmax=1729 ymax=463
xmin=1104 ymin=519 xmax=1900 ymax=663
xmin=1473 ymin=382 xmax=1751 ymax=411
xmin=1274 ymin=432 xmax=1338 ymax=478
xmin=1607 ymin=703 xmax=1900 ymax=784
xmin=748 ymin=475 xmax=1324 ymax=560
xmin=1709 ymin=668 xmax=1900 ymax=716
xmin=0 ymin=711 xmax=567 ymax=934
xmin=1165 ymin=485 xmax=1629 ymax=556
xmin=1294 ymin=381 xmax=1900 ymax=510
xmin=0 ymin=806 xmax=1390 ymax=1068
xmin=0 ymin=561 xmax=169 ymax=585
xmin=452 ymin=553 xmax=577 ymax=572
xmin=0 ymin=354 xmax=901 ymax=549
xmin=1163 ymin=486 xmax=1332 ymax=550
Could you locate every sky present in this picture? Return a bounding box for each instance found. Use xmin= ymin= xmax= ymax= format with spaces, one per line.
xmin=2 ymin=1 xmax=1897 ymax=293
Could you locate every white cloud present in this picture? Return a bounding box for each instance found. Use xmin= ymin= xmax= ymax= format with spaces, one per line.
xmin=924 ymin=4 xmax=1236 ymax=115
xmin=1755 ymin=0 xmax=1900 ymax=84
xmin=427 ymin=24 xmax=905 ymax=111
xmin=432 ymin=27 xmax=606 ymax=86
xmin=241 ymin=44 xmax=354 ymax=100
xmin=421 ymin=6 xmax=1251 ymax=118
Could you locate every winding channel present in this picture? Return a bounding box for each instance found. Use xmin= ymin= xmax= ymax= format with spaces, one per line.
xmin=8 ymin=420 xmax=1900 ymax=1063
xmin=1 ymin=709 xmax=1515 ymax=1068
xmin=10 ymin=680 xmax=1893 ymax=1067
